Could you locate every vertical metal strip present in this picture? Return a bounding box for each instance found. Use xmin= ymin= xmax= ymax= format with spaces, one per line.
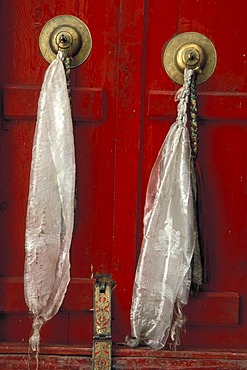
xmin=92 ymin=275 xmax=115 ymax=370
xmin=92 ymin=341 xmax=112 ymax=369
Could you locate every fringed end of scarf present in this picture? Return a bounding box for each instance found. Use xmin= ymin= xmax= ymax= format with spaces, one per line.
xmin=125 ymin=335 xmax=140 ymax=348
xmin=27 ymin=316 xmax=45 ymax=370
xmin=170 ymin=301 xmax=186 ymax=350
xmin=29 ymin=315 xmax=44 ymax=353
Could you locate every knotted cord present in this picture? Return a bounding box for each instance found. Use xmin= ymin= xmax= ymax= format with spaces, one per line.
xmin=58 ymin=49 xmax=72 ymax=103
xmin=189 ymin=70 xmax=204 ymax=295
xmin=190 ymin=71 xmax=199 ymax=159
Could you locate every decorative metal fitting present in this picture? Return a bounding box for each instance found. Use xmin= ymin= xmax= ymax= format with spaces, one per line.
xmin=92 ymin=274 xmax=115 ymax=370
xmin=39 ymin=15 xmax=92 ymax=68
xmin=163 ymin=32 xmax=217 ymax=84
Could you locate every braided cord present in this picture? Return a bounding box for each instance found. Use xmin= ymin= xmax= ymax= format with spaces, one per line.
xmin=189 ymin=69 xmax=204 ymax=295
xmin=62 ymin=50 xmax=72 ymax=105
xmin=190 ymin=71 xmax=198 ymax=159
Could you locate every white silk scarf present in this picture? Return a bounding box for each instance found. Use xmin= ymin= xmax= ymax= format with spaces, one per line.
xmin=129 ymin=68 xmax=198 ymax=349
xmin=24 ymin=53 xmax=75 ymax=352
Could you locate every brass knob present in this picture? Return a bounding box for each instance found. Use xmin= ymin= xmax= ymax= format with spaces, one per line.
xmin=163 ymin=32 xmax=217 ymax=84
xmin=175 ymin=42 xmax=206 ymax=72
xmin=50 ymin=26 xmax=82 ymax=55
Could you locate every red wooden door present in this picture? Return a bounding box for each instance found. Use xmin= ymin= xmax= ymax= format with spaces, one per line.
xmin=1 ymin=0 xmax=247 ymax=368
xmin=142 ymin=1 xmax=247 ymax=351
xmin=0 ymin=0 xmax=142 ymax=350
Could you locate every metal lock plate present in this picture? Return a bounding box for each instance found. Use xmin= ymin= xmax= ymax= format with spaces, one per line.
xmin=163 ymin=32 xmax=217 ymax=84
xmin=94 ymin=280 xmax=112 ymax=338
xmin=39 ymin=15 xmax=92 ymax=68
xmin=93 ymin=274 xmax=115 ymax=370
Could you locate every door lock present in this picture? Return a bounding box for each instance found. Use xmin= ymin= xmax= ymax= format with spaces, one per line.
xmin=163 ymin=32 xmax=217 ymax=84
xmin=39 ymin=15 xmax=92 ymax=68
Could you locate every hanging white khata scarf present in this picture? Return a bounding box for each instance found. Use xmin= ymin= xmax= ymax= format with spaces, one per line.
xmin=24 ymin=52 xmax=75 ymax=353
xmin=127 ymin=68 xmax=201 ymax=350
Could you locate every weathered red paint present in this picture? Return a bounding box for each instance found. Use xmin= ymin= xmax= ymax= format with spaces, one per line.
xmin=1 ymin=347 xmax=247 ymax=369
xmin=140 ymin=0 xmax=247 ymax=351
xmin=4 ymin=85 xmax=105 ymax=122
xmin=1 ymin=0 xmax=247 ymax=368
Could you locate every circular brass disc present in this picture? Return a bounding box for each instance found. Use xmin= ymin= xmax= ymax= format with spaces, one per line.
xmin=163 ymin=32 xmax=217 ymax=84
xmin=39 ymin=15 xmax=92 ymax=68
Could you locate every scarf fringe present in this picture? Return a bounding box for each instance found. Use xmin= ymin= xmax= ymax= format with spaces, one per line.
xmin=170 ymin=301 xmax=186 ymax=349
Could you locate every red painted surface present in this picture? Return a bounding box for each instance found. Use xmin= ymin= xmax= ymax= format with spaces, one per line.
xmin=1 ymin=0 xmax=247 ymax=368
xmin=148 ymin=91 xmax=247 ymax=120
xmin=1 ymin=347 xmax=247 ymax=369
xmin=4 ymin=85 xmax=105 ymax=122
xmin=140 ymin=0 xmax=247 ymax=352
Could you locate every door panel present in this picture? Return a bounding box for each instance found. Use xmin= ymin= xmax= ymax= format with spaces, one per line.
xmin=141 ymin=0 xmax=247 ymax=349
xmin=1 ymin=0 xmax=247 ymax=364
xmin=0 ymin=0 xmax=144 ymax=346
xmin=0 ymin=0 xmax=121 ymax=344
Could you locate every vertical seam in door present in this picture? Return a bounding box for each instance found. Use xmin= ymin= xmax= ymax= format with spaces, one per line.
xmin=176 ymin=0 xmax=180 ymax=35
xmin=135 ymin=0 xmax=149 ymax=263
xmin=111 ymin=0 xmax=122 ymax=269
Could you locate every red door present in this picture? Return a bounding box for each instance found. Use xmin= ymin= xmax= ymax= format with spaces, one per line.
xmin=1 ymin=0 xmax=247 ymax=368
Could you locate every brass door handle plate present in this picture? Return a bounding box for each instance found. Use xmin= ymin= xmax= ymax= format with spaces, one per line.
xmin=39 ymin=15 xmax=92 ymax=68
xmin=163 ymin=32 xmax=217 ymax=84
